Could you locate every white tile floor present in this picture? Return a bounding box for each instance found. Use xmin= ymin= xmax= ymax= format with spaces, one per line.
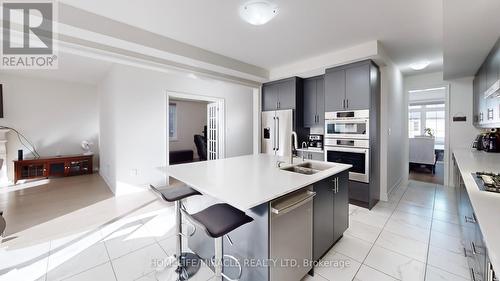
xmin=0 ymin=180 xmax=469 ymax=281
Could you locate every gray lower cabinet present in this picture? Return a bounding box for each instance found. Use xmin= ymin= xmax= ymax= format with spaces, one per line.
xmin=313 ymin=171 xmax=349 ymax=261
xmin=303 ymin=76 xmax=325 ymax=127
xmin=453 ymin=156 xmax=497 ymax=281
xmin=325 ymin=60 xmax=377 ymax=112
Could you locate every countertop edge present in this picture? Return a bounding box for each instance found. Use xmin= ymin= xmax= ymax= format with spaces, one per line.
xmin=453 ymin=148 xmax=500 ymax=273
xmin=169 ymin=162 xmax=351 ymax=211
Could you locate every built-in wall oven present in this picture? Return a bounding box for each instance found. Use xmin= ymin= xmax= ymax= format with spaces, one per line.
xmin=325 ymin=110 xmax=369 ymax=139
xmin=324 ymin=110 xmax=370 ymax=183
xmin=325 ymin=139 xmax=369 ymax=183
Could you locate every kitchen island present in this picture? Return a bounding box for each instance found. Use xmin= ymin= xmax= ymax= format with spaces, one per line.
xmin=168 ymin=154 xmax=351 ymax=281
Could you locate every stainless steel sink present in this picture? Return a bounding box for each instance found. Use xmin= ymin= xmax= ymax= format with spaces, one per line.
xmin=280 ymin=162 xmax=334 ymax=175
xmin=295 ymin=162 xmax=333 ymax=171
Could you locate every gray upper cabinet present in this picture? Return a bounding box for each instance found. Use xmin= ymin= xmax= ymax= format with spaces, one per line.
xmin=262 ymin=83 xmax=278 ymax=111
xmin=325 ymin=60 xmax=377 ymax=112
xmin=474 ymin=37 xmax=500 ymax=128
xmin=345 ymin=64 xmax=371 ymax=110
xmin=277 ymin=80 xmax=296 ymax=110
xmin=303 ymin=78 xmax=317 ymax=127
xmin=303 ymin=76 xmax=325 ymax=127
xmin=316 ymin=77 xmax=325 ymax=125
xmin=473 ymin=76 xmax=480 ymax=125
xmin=325 ymin=69 xmax=346 ymax=112
xmin=262 ymin=77 xmax=302 ymax=111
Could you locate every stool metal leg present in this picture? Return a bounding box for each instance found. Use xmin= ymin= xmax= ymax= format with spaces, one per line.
xmin=214 ymin=237 xmax=223 ymax=281
xmin=175 ymin=201 xmax=182 ymax=259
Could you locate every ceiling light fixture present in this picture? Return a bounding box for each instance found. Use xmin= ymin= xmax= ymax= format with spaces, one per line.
xmin=239 ymin=0 xmax=278 ymax=26
xmin=409 ymin=61 xmax=431 ymax=71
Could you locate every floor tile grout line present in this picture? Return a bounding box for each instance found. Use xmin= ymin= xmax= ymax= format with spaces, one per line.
xmin=422 ymin=182 xmax=438 ymax=281
xmin=44 ymin=240 xmax=50 ymax=281
xmin=59 ymin=260 xmax=113 ymax=281
xmin=102 ymin=231 xmax=119 ymax=281
xmin=350 ymin=182 xmax=411 ymax=281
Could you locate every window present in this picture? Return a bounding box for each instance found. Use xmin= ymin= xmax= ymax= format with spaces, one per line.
xmin=169 ymin=103 xmax=177 ymax=140
xmin=408 ymin=111 xmax=421 ymax=138
xmin=408 ymin=102 xmax=445 ymax=145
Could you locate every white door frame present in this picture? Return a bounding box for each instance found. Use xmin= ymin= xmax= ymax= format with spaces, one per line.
xmin=166 ymin=91 xmax=225 ymax=183
xmin=404 ymin=85 xmax=450 ymax=186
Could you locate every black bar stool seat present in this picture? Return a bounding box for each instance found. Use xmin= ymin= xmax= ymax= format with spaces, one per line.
xmin=151 ymin=185 xmax=201 ymax=202
xmin=191 ymin=203 xmax=253 ymax=238
xmin=186 ymin=203 xmax=254 ymax=281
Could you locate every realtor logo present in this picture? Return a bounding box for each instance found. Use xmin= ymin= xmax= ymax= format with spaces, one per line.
xmin=1 ymin=1 xmax=58 ymax=69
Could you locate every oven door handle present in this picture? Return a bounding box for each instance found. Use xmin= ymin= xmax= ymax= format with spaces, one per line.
xmin=325 ymin=146 xmax=369 ymax=153
xmin=325 ymin=119 xmax=368 ymax=124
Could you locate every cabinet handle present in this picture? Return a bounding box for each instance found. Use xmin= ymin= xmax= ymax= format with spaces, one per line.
xmin=470 ymin=241 xmax=477 ymax=255
xmin=463 ymin=247 xmax=468 ymax=257
xmin=346 ymin=99 xmax=349 ymax=108
xmin=343 ymin=99 xmax=346 ymax=109
xmin=465 ymin=216 xmax=477 ymax=224
xmin=332 ymin=178 xmax=338 ymax=193
xmin=470 ymin=268 xmax=477 ymax=281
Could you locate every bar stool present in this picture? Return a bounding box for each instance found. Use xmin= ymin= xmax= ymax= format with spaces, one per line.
xmin=182 ymin=203 xmax=254 ymax=281
xmin=150 ymin=184 xmax=202 ymax=280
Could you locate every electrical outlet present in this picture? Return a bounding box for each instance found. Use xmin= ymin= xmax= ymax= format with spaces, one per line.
xmin=130 ymin=169 xmax=139 ymax=176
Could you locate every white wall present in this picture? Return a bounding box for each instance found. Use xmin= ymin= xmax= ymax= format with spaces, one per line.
xmin=169 ymin=99 xmax=207 ymax=160
xmin=98 ymin=65 xmax=255 ymax=195
xmin=403 ymin=72 xmax=480 ymax=187
xmin=0 ymin=74 xmax=99 ymax=183
xmin=379 ymin=61 xmax=405 ymax=200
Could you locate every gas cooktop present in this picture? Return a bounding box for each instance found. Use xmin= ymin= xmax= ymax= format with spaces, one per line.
xmin=474 ymin=172 xmax=500 ymax=193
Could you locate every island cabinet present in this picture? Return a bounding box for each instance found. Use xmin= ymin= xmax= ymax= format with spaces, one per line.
xmin=312 ymin=170 xmax=349 ymax=261
xmin=303 ymin=76 xmax=325 ymax=128
xmin=325 ymin=60 xmax=376 ymax=112
xmin=473 ymin=37 xmax=500 ymax=128
xmin=262 ymin=77 xmax=303 ymax=111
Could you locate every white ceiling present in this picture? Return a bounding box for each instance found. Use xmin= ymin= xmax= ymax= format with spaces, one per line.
xmin=61 ymin=0 xmax=443 ymax=75
xmin=0 ymin=51 xmax=112 ymax=85
xmin=443 ymin=0 xmax=500 ymax=79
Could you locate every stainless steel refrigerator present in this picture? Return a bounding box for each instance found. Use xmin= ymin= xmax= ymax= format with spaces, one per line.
xmin=262 ymin=109 xmax=293 ymax=157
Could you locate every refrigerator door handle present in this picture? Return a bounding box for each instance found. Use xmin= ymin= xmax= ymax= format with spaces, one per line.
xmin=276 ymin=116 xmax=280 ymax=152
xmin=273 ymin=117 xmax=276 ymax=151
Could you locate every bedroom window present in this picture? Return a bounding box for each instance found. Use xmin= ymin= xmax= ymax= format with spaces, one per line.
xmin=408 ymin=102 xmax=445 ymax=145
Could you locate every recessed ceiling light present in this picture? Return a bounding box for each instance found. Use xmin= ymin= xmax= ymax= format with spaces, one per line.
xmin=409 ymin=61 xmax=431 ymax=70
xmin=239 ymin=1 xmax=278 ymax=26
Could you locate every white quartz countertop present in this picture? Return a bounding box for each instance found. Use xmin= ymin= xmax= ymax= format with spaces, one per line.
xmin=167 ymin=154 xmax=351 ymax=211
xmin=453 ymin=148 xmax=500 ymax=272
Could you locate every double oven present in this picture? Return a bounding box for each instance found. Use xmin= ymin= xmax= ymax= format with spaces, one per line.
xmin=324 ymin=110 xmax=370 ymax=183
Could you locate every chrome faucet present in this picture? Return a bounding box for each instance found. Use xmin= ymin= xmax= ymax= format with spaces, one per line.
xmin=301 ymin=141 xmax=308 ymax=161
xmin=302 ymin=141 xmax=308 ymax=149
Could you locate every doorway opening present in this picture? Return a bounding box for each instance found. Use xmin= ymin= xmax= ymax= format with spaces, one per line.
xmin=407 ymin=87 xmax=448 ymax=185
xmin=167 ymin=92 xmax=225 ymax=166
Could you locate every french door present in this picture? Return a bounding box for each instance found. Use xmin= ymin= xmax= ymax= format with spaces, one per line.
xmin=207 ymin=102 xmax=220 ymax=160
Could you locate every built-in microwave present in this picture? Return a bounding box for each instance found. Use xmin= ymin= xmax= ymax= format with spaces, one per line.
xmin=325 ymin=110 xmax=369 ymax=139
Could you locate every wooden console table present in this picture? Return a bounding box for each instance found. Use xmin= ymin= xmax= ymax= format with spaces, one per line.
xmin=14 ymin=155 xmax=93 ymax=184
